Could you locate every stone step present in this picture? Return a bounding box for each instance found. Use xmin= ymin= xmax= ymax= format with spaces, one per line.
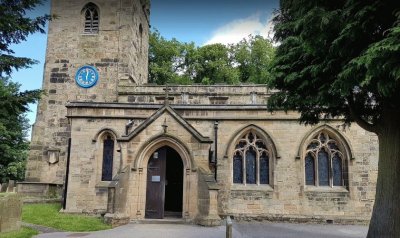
xmin=132 ymin=218 xmax=187 ymax=225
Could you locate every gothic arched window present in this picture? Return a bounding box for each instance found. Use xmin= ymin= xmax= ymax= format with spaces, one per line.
xmin=82 ymin=3 xmax=99 ymax=33
xmin=304 ymin=132 xmax=346 ymax=187
xmin=233 ymin=131 xmax=270 ymax=185
xmin=102 ymin=135 xmax=114 ymax=181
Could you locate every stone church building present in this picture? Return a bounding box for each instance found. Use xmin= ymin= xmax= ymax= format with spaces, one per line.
xmin=19 ymin=0 xmax=378 ymax=226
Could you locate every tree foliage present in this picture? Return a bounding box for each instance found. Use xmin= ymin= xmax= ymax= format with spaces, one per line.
xmin=269 ymin=1 xmax=400 ymax=237
xmin=0 ymin=0 xmax=50 ymax=76
xmin=0 ymin=0 xmax=50 ymax=182
xmin=234 ymin=35 xmax=275 ymax=84
xmin=0 ymin=78 xmax=41 ymax=182
xmin=148 ymin=30 xmax=187 ymax=85
xmin=269 ymin=0 xmax=400 ymax=127
xmin=148 ymin=30 xmax=275 ymax=85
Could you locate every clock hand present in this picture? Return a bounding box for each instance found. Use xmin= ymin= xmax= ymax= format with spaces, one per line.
xmin=86 ymin=69 xmax=89 ymax=81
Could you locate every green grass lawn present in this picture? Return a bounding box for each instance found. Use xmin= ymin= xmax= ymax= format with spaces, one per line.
xmin=22 ymin=203 xmax=111 ymax=232
xmin=0 ymin=193 xmax=13 ymax=198
xmin=0 ymin=227 xmax=38 ymax=238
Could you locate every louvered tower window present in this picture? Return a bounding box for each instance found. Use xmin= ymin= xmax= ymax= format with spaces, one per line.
xmin=83 ymin=3 xmax=99 ymax=34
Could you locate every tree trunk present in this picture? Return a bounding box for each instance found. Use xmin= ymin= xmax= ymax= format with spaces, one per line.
xmin=367 ymin=110 xmax=400 ymax=237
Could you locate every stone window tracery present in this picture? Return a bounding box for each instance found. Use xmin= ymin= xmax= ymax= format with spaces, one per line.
xmin=82 ymin=3 xmax=99 ymax=34
xmin=233 ymin=131 xmax=270 ymax=185
xmin=304 ymin=132 xmax=345 ymax=187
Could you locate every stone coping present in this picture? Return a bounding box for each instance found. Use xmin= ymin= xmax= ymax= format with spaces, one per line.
xmin=119 ymin=105 xmax=212 ymax=143
xmin=118 ymin=83 xmax=270 ymax=93
xmin=118 ymin=91 xmax=271 ymax=95
xmin=66 ymin=102 xmax=271 ymax=110
xmin=122 ymin=84 xmax=271 ymax=88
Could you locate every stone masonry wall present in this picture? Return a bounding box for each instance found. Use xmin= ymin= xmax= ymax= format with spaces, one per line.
xmin=118 ymin=85 xmax=271 ymax=104
xmin=216 ymin=120 xmax=377 ymax=223
xmin=65 ymin=111 xmax=205 ymax=219
xmin=25 ymin=0 xmax=149 ymax=185
xmin=64 ymin=85 xmax=378 ymax=222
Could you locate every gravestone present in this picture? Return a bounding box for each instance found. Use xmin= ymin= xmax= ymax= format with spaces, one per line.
xmin=6 ymin=180 xmax=15 ymax=193
xmin=0 ymin=194 xmax=22 ymax=232
xmin=0 ymin=183 xmax=7 ymax=193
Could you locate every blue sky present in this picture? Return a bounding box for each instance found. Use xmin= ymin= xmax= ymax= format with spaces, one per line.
xmin=10 ymin=0 xmax=278 ymax=137
xmin=152 ymin=0 xmax=278 ymax=45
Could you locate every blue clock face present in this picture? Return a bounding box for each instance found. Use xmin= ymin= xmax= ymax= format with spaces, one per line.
xmin=75 ymin=65 xmax=99 ymax=88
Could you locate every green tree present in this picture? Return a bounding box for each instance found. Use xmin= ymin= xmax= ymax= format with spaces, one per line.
xmin=148 ymin=30 xmax=275 ymax=85
xmin=0 ymin=78 xmax=40 ymax=182
xmin=194 ymin=43 xmax=239 ymax=85
xmin=148 ymin=31 xmax=239 ymax=85
xmin=232 ymin=35 xmax=275 ymax=84
xmin=0 ymin=0 xmax=50 ymax=182
xmin=269 ymin=1 xmax=400 ymax=237
xmin=148 ymin=30 xmax=191 ymax=84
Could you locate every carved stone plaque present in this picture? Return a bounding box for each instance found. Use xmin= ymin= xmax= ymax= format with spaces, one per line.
xmin=48 ymin=149 xmax=60 ymax=164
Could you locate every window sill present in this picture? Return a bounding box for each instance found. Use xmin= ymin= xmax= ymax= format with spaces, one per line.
xmin=304 ymin=186 xmax=348 ymax=193
xmin=81 ymin=33 xmax=99 ymax=36
xmin=95 ymin=181 xmax=113 ymax=188
xmin=230 ymin=184 xmax=273 ymax=191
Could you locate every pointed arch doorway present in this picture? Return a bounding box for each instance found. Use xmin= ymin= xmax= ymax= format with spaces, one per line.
xmin=145 ymin=146 xmax=183 ymax=219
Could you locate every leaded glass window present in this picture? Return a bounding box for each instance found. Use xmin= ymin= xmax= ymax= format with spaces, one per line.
xmin=83 ymin=3 xmax=99 ymax=34
xmin=233 ymin=152 xmax=243 ymax=183
xmin=332 ymin=155 xmax=343 ymax=186
xmin=318 ymin=149 xmax=329 ymax=186
xmin=233 ymin=131 xmax=271 ymax=185
xmin=259 ymin=152 xmax=269 ymax=184
xmin=246 ymin=147 xmax=257 ymax=184
xmin=304 ymin=132 xmax=345 ymax=187
xmin=305 ymin=154 xmax=315 ymax=185
xmin=102 ymin=135 xmax=114 ymax=181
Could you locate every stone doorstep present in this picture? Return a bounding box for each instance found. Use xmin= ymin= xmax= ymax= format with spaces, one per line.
xmin=133 ymin=218 xmax=187 ymax=225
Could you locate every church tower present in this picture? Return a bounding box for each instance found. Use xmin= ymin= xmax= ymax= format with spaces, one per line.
xmin=23 ymin=0 xmax=149 ymax=190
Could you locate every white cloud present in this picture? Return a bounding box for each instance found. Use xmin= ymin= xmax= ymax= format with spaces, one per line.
xmin=204 ymin=12 xmax=275 ymax=46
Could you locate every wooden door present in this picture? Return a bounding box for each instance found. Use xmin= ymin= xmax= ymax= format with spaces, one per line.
xmin=145 ymin=147 xmax=166 ymax=219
